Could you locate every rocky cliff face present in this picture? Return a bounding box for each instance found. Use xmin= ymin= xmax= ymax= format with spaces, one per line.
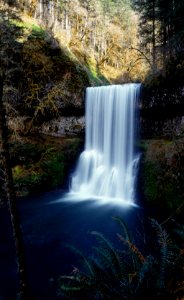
xmin=36 ymin=116 xmax=85 ymax=137
xmin=140 ymin=84 xmax=184 ymax=138
xmin=140 ymin=116 xmax=184 ymax=139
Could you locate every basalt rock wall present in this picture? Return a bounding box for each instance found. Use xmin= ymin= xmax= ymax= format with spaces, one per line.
xmin=140 ymin=85 xmax=184 ymax=138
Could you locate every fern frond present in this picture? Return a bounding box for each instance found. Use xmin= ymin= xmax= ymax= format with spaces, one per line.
xmin=60 ymin=284 xmax=82 ymax=292
xmin=136 ymin=255 xmax=155 ymax=291
xmin=113 ymin=216 xmax=145 ymax=279
xmin=116 ymin=249 xmax=130 ymax=279
xmin=91 ymin=231 xmax=123 ymax=279
xmin=58 ymin=274 xmax=84 ymax=299
xmin=59 ymin=217 xmax=183 ymax=300
xmin=90 ymin=259 xmax=110 ymax=280
xmin=67 ymin=245 xmax=94 ymax=276
xmin=93 ymin=246 xmax=114 ymax=271
xmin=60 ymin=275 xmax=81 ymax=282
xmin=151 ymin=219 xmax=172 ymax=289
xmin=112 ymin=216 xmax=132 ymax=242
xmin=91 ymin=231 xmax=114 ymax=249
xmin=117 ymin=234 xmax=145 ymax=263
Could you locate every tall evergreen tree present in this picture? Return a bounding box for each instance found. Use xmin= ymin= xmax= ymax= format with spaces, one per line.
xmin=134 ymin=0 xmax=184 ymax=72
xmin=172 ymin=0 xmax=184 ymax=54
xmin=134 ymin=0 xmax=159 ymax=70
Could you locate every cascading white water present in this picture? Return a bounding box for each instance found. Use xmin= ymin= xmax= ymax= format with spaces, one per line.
xmin=70 ymin=84 xmax=140 ymax=204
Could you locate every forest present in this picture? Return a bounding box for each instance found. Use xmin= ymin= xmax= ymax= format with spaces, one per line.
xmin=0 ymin=0 xmax=184 ymax=299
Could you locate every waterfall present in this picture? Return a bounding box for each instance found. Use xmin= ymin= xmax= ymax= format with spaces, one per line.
xmin=70 ymin=84 xmax=140 ymax=204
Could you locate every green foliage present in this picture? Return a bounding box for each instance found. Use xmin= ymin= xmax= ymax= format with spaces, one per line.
xmin=112 ymin=216 xmax=131 ymax=242
xmin=140 ymin=139 xmax=184 ymax=211
xmin=9 ymin=19 xmax=46 ymax=39
xmin=58 ymin=217 xmax=183 ymax=300
xmin=29 ymin=24 xmax=46 ymax=39
xmin=10 ymin=137 xmax=83 ymax=196
xmin=41 ymin=152 xmax=65 ymax=188
xmin=85 ymin=61 xmax=109 ymax=86
xmin=143 ymin=162 xmax=159 ymax=205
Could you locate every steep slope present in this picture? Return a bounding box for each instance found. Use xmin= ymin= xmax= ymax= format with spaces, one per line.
xmin=0 ymin=9 xmax=108 ymax=134
xmin=0 ymin=8 xmax=104 ymax=196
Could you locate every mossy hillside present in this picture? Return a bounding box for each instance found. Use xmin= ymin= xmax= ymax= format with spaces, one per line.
xmin=0 ymin=11 xmax=108 ymax=133
xmin=9 ymin=136 xmax=83 ymax=197
xmin=9 ymin=23 xmax=89 ymax=115
xmin=139 ymin=139 xmax=184 ymax=211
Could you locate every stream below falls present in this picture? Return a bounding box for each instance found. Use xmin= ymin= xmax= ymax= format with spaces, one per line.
xmin=0 ymin=189 xmax=148 ymax=300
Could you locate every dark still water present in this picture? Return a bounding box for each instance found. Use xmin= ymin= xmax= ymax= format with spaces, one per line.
xmin=0 ymin=190 xmax=147 ymax=300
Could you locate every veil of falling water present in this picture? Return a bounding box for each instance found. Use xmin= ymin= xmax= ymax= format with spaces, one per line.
xmin=70 ymin=84 xmax=141 ymax=204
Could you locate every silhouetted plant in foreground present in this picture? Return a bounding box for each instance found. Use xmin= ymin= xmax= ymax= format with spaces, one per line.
xmin=58 ymin=217 xmax=184 ymax=300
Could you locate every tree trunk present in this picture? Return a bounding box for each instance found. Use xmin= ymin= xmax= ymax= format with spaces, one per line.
xmin=0 ymin=75 xmax=29 ymax=300
xmin=152 ymin=0 xmax=156 ymax=71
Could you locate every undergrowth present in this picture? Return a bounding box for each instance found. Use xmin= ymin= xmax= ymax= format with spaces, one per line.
xmin=9 ymin=137 xmax=83 ymax=196
xmin=58 ymin=217 xmax=184 ymax=300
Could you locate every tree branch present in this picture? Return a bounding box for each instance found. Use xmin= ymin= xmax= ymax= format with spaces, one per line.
xmin=129 ymin=47 xmax=153 ymax=67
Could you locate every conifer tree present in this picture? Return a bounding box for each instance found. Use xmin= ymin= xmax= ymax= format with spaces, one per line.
xmin=133 ymin=0 xmax=158 ymax=71
xmin=134 ymin=0 xmax=184 ymax=71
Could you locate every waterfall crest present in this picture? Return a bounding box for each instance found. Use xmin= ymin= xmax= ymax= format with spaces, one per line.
xmin=70 ymin=84 xmax=140 ymax=204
